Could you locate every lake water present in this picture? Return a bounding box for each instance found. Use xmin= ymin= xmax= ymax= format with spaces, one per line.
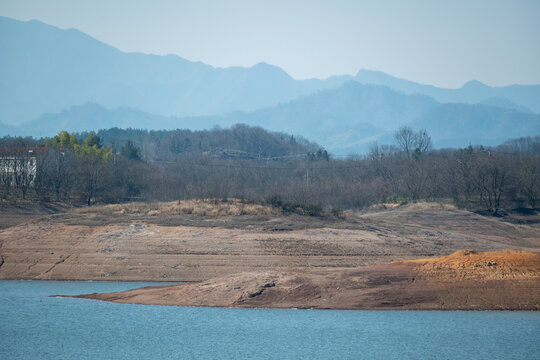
xmin=1 ymin=281 xmax=539 ymax=359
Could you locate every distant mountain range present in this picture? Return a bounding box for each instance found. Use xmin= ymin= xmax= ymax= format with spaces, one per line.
xmin=411 ymin=103 xmax=540 ymax=149
xmin=3 ymin=82 xmax=539 ymax=154
xmin=0 ymin=16 xmax=539 ymax=153
xmin=0 ymin=16 xmax=347 ymax=124
xmin=353 ymin=70 xmax=540 ymax=113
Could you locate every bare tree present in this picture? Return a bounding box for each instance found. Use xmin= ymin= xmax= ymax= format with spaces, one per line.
xmin=12 ymin=154 xmax=35 ymax=199
xmin=475 ymin=154 xmax=507 ymax=214
xmin=394 ymin=126 xmax=416 ymax=158
xmin=0 ymin=157 xmax=14 ymax=199
xmin=36 ymin=149 xmax=73 ymax=201
xmin=394 ymin=127 xmax=432 ymax=158
xmin=453 ymin=146 xmax=476 ymax=202
xmin=414 ymin=130 xmax=433 ymax=156
xmin=517 ymin=155 xmax=540 ymax=208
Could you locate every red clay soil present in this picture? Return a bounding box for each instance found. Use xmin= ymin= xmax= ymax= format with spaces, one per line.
xmin=72 ymin=250 xmax=540 ymax=310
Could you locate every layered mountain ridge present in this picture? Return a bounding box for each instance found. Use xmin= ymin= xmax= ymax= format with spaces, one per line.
xmin=4 ymin=82 xmax=539 ymax=153
xmin=1 ymin=16 xmax=539 ymax=153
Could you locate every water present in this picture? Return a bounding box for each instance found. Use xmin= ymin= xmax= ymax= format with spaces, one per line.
xmin=1 ymin=281 xmax=539 ymax=359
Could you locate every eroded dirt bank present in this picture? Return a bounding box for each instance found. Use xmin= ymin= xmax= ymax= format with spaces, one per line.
xmin=72 ymin=250 xmax=540 ymax=310
xmin=1 ymin=201 xmax=539 ymax=281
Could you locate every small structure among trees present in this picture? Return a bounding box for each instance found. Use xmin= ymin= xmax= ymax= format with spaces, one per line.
xmin=0 ymin=147 xmax=43 ymax=199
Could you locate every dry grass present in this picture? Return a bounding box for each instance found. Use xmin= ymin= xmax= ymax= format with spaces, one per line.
xmin=73 ymin=199 xmax=458 ymax=220
xmin=404 ymin=202 xmax=457 ymax=211
xmin=363 ymin=201 xmax=457 ymax=213
xmin=363 ymin=203 xmax=402 ymax=212
xmin=75 ymin=199 xmax=281 ymax=217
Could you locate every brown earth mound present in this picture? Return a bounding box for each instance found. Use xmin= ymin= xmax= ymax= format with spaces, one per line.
xmin=71 ymin=250 xmax=540 ymax=310
xmin=401 ymin=249 xmax=540 ymax=280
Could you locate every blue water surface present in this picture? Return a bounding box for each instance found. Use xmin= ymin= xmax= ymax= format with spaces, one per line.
xmin=1 ymin=280 xmax=539 ymax=359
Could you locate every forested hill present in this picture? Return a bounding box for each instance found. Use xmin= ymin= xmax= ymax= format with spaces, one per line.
xmin=85 ymin=125 xmax=320 ymax=160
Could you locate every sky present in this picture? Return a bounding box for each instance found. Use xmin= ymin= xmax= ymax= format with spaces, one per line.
xmin=1 ymin=0 xmax=539 ymax=88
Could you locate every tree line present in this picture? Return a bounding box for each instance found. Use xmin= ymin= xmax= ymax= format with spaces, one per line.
xmin=0 ymin=125 xmax=538 ymax=215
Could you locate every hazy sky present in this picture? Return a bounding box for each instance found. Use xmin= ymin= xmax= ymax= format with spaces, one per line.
xmin=1 ymin=0 xmax=539 ymax=88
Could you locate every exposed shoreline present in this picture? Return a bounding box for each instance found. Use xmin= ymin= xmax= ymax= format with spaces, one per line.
xmin=2 ymin=202 xmax=539 ymax=310
xmin=69 ymin=250 xmax=540 ymax=311
xmin=2 ymin=202 xmax=539 ymax=283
